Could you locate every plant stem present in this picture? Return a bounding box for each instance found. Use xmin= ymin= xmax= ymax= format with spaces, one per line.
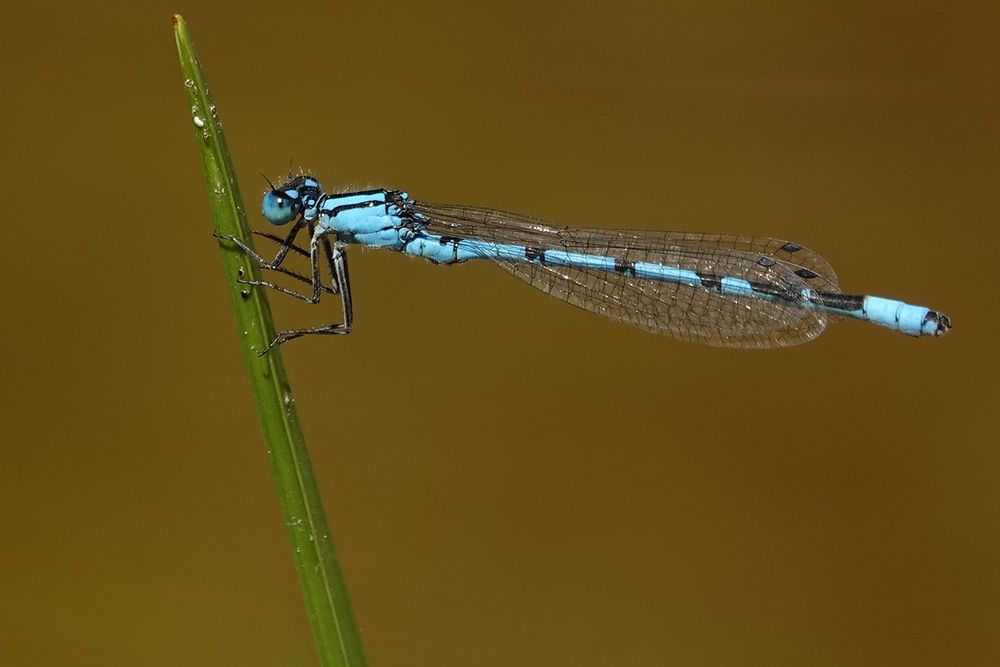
xmin=173 ymin=15 xmax=367 ymax=667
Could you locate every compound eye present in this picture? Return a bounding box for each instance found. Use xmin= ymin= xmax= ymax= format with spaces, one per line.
xmin=261 ymin=190 xmax=299 ymax=225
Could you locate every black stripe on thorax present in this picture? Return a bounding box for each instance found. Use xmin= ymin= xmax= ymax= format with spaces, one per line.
xmin=323 ymin=199 xmax=382 ymax=218
xmin=339 ymin=188 xmax=388 ymax=196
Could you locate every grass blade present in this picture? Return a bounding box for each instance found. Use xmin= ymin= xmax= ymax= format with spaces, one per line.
xmin=172 ymin=15 xmax=367 ymax=667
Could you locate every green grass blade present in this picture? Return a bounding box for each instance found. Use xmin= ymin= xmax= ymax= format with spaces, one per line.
xmin=172 ymin=15 xmax=367 ymax=667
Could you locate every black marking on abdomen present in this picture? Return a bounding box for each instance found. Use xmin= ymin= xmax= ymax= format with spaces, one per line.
xmin=757 ymin=257 xmax=776 ymax=268
xmin=615 ymin=257 xmax=637 ymax=275
xmin=795 ymin=268 xmax=819 ymax=279
xmin=696 ymin=272 xmax=721 ymax=291
xmin=780 ymin=242 xmax=803 ymax=253
xmin=437 ymin=236 xmax=461 ymax=262
xmin=810 ymin=292 xmax=864 ymax=311
xmin=525 ymin=246 xmax=545 ymax=262
xmin=746 ymin=280 xmax=796 ymax=301
xmin=926 ymin=311 xmax=951 ymax=334
xmin=697 ymin=271 xmax=799 ymax=302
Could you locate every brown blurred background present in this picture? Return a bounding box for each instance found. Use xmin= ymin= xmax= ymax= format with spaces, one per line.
xmin=1 ymin=2 xmax=997 ymax=665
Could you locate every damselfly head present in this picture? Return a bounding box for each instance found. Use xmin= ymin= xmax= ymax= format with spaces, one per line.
xmin=261 ymin=187 xmax=301 ymax=225
xmin=261 ymin=175 xmax=323 ymax=225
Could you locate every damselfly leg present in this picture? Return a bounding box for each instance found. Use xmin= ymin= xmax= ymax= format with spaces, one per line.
xmin=218 ymin=225 xmax=353 ymax=353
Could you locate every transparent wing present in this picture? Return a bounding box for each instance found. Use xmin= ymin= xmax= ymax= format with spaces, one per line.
xmin=411 ymin=200 xmax=843 ymax=348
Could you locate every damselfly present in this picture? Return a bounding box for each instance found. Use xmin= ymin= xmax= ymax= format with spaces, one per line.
xmin=217 ymin=175 xmax=951 ymax=353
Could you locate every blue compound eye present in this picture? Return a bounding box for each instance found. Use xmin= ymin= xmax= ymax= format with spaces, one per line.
xmin=262 ymin=190 xmax=300 ymax=225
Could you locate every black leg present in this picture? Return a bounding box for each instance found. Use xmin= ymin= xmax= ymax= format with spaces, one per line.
xmin=236 ymin=273 xmax=318 ymax=303
xmin=214 ymin=217 xmax=301 ymax=268
xmin=235 ymin=235 xmax=326 ymax=302
xmin=259 ymin=238 xmax=354 ymax=355
xmin=219 ymin=225 xmax=354 ymax=354
xmin=252 ymin=230 xmax=311 ymax=259
xmin=251 ymin=230 xmax=335 ymax=294
xmin=230 ymin=218 xmax=304 ymax=270
xmin=332 ymin=240 xmax=353 ymax=327
xmin=263 ymin=219 xmax=306 ymax=270
xmin=220 ymin=224 xmax=334 ymax=298
xmin=319 ymin=232 xmax=342 ymax=294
